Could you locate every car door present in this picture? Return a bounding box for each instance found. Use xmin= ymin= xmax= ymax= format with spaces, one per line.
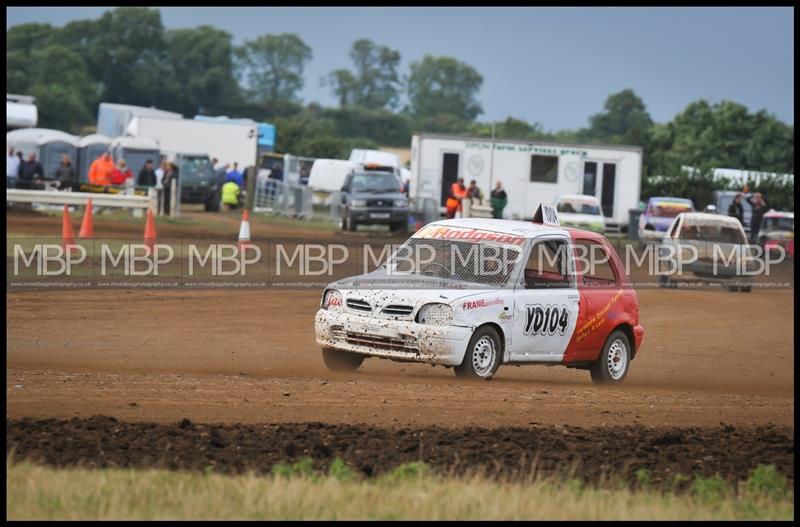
xmin=509 ymin=235 xmax=580 ymax=362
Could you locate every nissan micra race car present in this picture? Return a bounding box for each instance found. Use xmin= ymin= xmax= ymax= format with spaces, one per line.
xmin=315 ymin=205 xmax=644 ymax=383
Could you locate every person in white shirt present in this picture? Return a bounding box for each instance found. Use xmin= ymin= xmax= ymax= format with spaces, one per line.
xmin=7 ymin=146 xmax=21 ymax=187
xmin=155 ymin=160 xmax=166 ymax=187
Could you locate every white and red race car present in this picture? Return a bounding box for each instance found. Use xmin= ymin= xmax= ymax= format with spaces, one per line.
xmin=315 ymin=205 xmax=644 ymax=383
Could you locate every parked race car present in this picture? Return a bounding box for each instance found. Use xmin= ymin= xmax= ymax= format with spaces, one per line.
xmin=638 ymin=197 xmax=695 ymax=243
xmin=554 ymin=194 xmax=606 ymax=233
xmin=315 ymin=205 xmax=644 ymax=383
xmin=757 ymin=211 xmax=794 ymax=259
xmin=658 ymin=211 xmax=753 ymax=292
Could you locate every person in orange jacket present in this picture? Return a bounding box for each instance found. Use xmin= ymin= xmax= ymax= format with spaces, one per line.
xmin=88 ymin=151 xmax=116 ymax=186
xmin=445 ymin=178 xmax=467 ymax=219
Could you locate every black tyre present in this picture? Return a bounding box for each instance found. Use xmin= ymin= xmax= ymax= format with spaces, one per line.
xmin=339 ymin=215 xmax=348 ymax=231
xmin=741 ymin=285 xmax=752 ymax=293
xmin=454 ymin=326 xmax=501 ymax=380
xmin=347 ymin=216 xmax=357 ymax=232
xmin=321 ymin=348 xmax=365 ymax=372
xmin=590 ymin=330 xmax=631 ymax=384
xmin=728 ymin=285 xmax=740 ymax=292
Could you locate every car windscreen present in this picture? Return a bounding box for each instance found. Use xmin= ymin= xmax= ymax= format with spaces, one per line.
xmin=761 ymin=217 xmax=794 ymax=232
xmin=557 ymin=200 xmax=601 ymax=215
xmin=350 ymin=172 xmax=400 ymax=193
xmin=181 ymin=157 xmax=214 ymax=182
xmin=386 ymin=238 xmax=523 ymax=287
xmin=679 ymin=224 xmax=746 ymax=244
xmin=650 ymin=201 xmax=693 ymax=218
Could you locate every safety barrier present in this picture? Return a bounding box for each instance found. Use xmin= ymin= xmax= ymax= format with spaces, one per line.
xmin=6 ymin=188 xmax=158 ymax=214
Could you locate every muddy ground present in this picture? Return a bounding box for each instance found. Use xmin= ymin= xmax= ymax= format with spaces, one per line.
xmin=6 ymin=416 xmax=794 ymax=489
xmin=6 ymin=208 xmax=795 ymax=482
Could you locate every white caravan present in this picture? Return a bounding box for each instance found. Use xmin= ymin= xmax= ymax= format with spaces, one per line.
xmin=409 ymin=133 xmax=643 ymax=229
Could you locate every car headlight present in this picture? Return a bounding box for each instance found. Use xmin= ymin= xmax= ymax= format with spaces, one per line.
xmin=395 ymin=198 xmax=408 ymax=207
xmin=321 ymin=289 xmax=343 ymax=310
xmin=416 ymin=303 xmax=453 ymax=325
xmin=351 ymin=199 xmax=367 ymax=207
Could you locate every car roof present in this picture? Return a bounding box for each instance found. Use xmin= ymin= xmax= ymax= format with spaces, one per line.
xmin=678 ymin=212 xmax=743 ymax=226
xmin=556 ymin=193 xmax=601 ymax=204
xmin=648 ymin=196 xmax=694 ymax=204
xmin=764 ymin=211 xmax=794 ymax=219
xmin=423 ymin=218 xmax=607 ymax=241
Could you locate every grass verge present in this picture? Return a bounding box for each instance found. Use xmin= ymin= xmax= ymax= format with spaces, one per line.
xmin=6 ymin=458 xmax=793 ymax=520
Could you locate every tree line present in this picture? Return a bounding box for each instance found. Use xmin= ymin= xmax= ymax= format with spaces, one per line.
xmin=6 ymin=7 xmax=794 ymax=209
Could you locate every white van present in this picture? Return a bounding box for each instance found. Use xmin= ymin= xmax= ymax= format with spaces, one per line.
xmin=308 ymin=158 xmax=358 ymax=194
xmin=349 ymin=149 xmax=400 ymax=169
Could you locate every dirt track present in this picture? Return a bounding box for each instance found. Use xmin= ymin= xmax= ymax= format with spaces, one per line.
xmin=5 ymin=208 xmax=795 ymax=480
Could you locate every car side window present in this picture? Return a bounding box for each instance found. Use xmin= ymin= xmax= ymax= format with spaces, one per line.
xmin=573 ymin=239 xmax=618 ymax=286
xmin=524 ymin=239 xmax=572 ymax=289
xmin=668 ymin=217 xmax=681 ymax=238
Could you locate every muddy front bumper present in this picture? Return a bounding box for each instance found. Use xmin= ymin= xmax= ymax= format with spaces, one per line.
xmin=314 ymin=309 xmax=472 ymax=366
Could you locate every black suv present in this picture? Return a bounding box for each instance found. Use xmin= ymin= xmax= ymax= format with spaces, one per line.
xmin=339 ymin=167 xmax=409 ymax=233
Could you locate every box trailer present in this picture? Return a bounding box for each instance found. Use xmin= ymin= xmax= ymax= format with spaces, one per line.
xmin=97 ymin=102 xmax=182 ymax=139
xmin=125 ymin=116 xmax=258 ymax=170
xmin=410 ymin=133 xmax=643 ymax=229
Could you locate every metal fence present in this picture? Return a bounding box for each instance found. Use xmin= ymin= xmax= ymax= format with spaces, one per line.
xmin=252 ymin=178 xmax=441 ymax=229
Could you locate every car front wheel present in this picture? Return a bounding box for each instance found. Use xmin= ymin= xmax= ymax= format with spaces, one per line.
xmin=590 ymin=330 xmax=631 ymax=384
xmin=455 ymin=326 xmax=501 ymax=380
xmin=321 ymin=348 xmax=365 ymax=372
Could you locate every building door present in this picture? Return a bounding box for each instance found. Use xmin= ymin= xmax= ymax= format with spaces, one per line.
xmin=440 ymin=153 xmax=460 ymax=206
xmin=600 ymin=163 xmax=617 ymax=218
xmin=582 ymin=162 xmax=597 ymax=196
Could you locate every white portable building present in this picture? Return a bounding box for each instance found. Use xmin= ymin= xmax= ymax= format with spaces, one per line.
xmin=409 ymin=133 xmax=643 ymax=228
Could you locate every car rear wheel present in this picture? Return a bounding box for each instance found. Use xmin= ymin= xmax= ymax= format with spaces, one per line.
xmin=590 ymin=330 xmax=631 ymax=384
xmin=455 ymin=326 xmax=501 ymax=380
xmin=321 ymin=348 xmax=364 ymax=372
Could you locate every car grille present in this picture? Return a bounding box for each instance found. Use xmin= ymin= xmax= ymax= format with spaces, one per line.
xmin=331 ymin=327 xmax=418 ymax=353
xmin=346 ymin=299 xmax=372 ymax=311
xmin=381 ymin=305 xmax=414 ymax=316
xmin=366 ymin=199 xmax=393 ymax=207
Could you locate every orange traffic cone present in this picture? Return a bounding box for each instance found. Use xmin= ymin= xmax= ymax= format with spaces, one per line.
xmin=238 ymin=209 xmax=252 ymax=250
xmin=78 ymin=198 xmax=94 ymax=238
xmin=62 ymin=204 xmax=77 ymax=252
xmin=143 ymin=208 xmax=157 ymax=252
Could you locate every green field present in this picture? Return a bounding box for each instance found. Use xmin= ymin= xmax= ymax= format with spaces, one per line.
xmin=6 ymin=459 xmax=793 ymax=520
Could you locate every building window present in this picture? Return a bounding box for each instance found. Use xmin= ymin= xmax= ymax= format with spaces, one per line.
xmin=530 ymin=155 xmax=559 ymax=183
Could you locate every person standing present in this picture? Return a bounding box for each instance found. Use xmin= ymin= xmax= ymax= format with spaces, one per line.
xmin=746 ymin=191 xmax=769 ymax=243
xmin=17 ymin=153 xmax=44 ymax=190
xmin=88 ymin=151 xmax=115 ymax=186
xmin=155 ymin=159 xmax=167 ymax=188
xmin=161 ymin=162 xmax=179 ymax=216
xmin=467 ymin=179 xmax=483 ymax=202
xmin=727 ymin=193 xmax=744 ymax=225
xmin=226 ymin=162 xmax=243 ymax=187
xmin=445 ymin=178 xmax=467 ymax=219
xmin=110 ymin=158 xmax=133 ymax=186
xmin=54 ymin=154 xmax=77 ymax=191
xmin=137 ymin=159 xmax=157 ymax=187
xmin=490 ymin=181 xmax=508 ymax=219
xmin=7 ymin=146 xmax=20 ymax=188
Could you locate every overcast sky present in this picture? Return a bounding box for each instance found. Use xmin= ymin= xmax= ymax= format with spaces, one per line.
xmin=6 ymin=6 xmax=794 ymax=130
